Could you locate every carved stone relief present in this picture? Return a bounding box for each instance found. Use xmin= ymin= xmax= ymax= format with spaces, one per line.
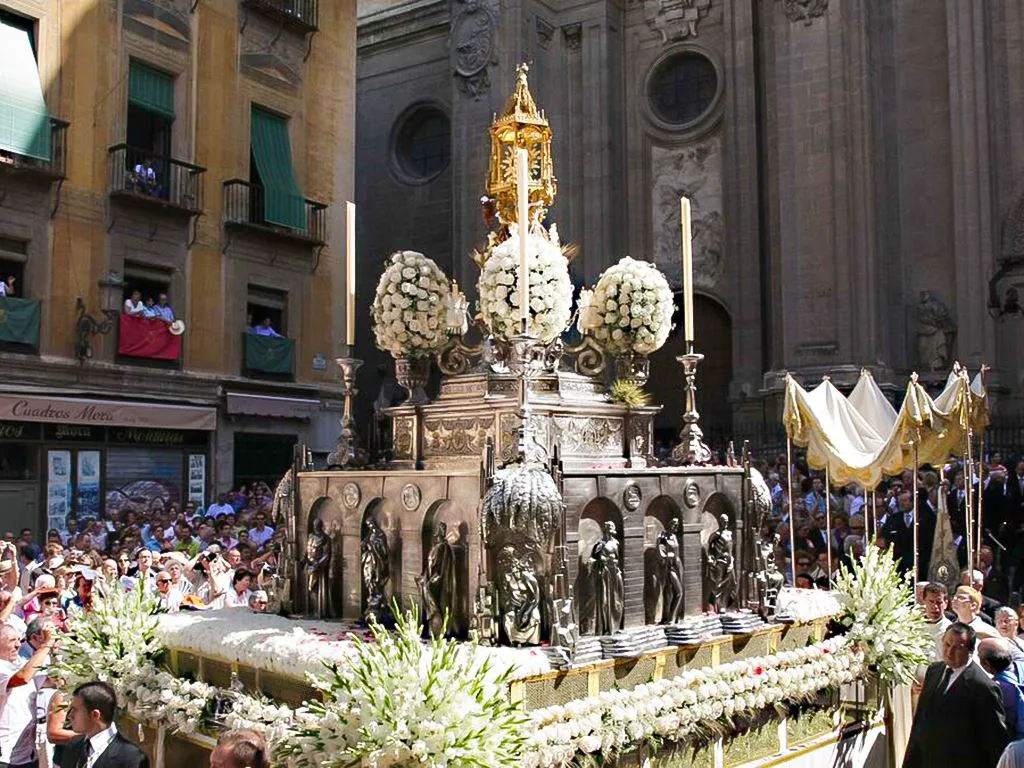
xmin=636 ymin=0 xmax=713 ymax=44
xmin=393 ymin=417 xmax=415 ymax=459
xmin=423 ymin=416 xmax=494 ymax=455
xmin=554 ymin=417 xmax=623 ymax=456
xmin=451 ymin=0 xmax=498 ymax=99
xmin=651 ymin=138 xmax=723 ymax=291
xmin=779 ymin=0 xmax=828 ymax=25
xmin=562 ymin=23 xmax=582 ymax=52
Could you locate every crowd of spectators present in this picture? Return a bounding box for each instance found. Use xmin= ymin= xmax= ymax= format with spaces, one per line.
xmin=0 ymin=482 xmax=282 ymax=767
xmin=754 ymin=451 xmax=1024 ymax=594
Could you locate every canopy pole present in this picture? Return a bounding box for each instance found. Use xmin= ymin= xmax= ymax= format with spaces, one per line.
xmin=863 ymin=487 xmax=870 ymax=539
xmin=787 ymin=436 xmax=796 ymax=587
xmin=913 ymin=445 xmax=920 ymax=581
xmin=965 ymin=430 xmax=975 ymax=572
xmin=825 ymin=465 xmax=833 ymax=587
xmin=976 ymin=434 xmax=985 ymax=568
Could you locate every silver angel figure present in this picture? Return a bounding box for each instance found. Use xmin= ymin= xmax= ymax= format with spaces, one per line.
xmin=590 ymin=522 xmax=625 ymax=635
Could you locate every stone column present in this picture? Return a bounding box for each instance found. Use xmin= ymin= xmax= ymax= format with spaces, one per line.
xmin=945 ymin=0 xmax=996 ymax=369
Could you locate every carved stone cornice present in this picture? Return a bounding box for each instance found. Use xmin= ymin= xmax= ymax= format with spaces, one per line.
xmin=779 ymin=0 xmax=828 ymax=25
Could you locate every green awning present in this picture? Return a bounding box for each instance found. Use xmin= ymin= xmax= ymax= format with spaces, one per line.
xmin=129 ymin=61 xmax=175 ymax=120
xmin=244 ymin=332 xmax=295 ymax=375
xmin=0 ymin=297 xmax=41 ymax=348
xmin=0 ymin=20 xmax=50 ymax=161
xmin=250 ymin=107 xmax=305 ymax=230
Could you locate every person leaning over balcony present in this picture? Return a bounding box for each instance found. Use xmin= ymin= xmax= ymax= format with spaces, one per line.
xmin=153 ymin=294 xmax=174 ymax=325
xmin=252 ymin=317 xmax=283 ymax=338
xmin=0 ymin=275 xmax=14 ymax=297
xmin=123 ymin=290 xmax=144 ymax=317
xmin=141 ymin=296 xmax=158 ymax=319
xmin=132 ymin=157 xmax=159 ymax=197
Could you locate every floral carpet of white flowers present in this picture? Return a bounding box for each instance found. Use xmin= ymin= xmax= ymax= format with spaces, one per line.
xmin=581 ymin=256 xmax=675 ymax=356
xmin=155 ymin=609 xmax=553 ymax=682
xmin=371 ymin=250 xmax=451 ymax=357
xmin=478 ymin=223 xmax=573 ymax=343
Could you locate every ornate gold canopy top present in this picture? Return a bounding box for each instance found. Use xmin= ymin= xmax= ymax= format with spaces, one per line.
xmin=486 ymin=63 xmax=558 ymax=230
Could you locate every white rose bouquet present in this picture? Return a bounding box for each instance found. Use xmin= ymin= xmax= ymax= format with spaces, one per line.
xmin=583 ymin=256 xmax=674 ymax=356
xmin=372 ymin=250 xmax=451 ymax=358
xmin=478 ymin=223 xmax=573 ymax=344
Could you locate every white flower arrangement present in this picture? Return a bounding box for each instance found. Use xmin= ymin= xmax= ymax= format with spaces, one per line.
xmin=276 ymin=605 xmax=527 ymax=768
xmin=372 ymin=250 xmax=451 ymax=358
xmin=53 ymin=582 xmax=164 ymax=692
xmin=582 ymin=256 xmax=675 ymax=356
xmin=832 ymin=541 xmax=931 ymax=688
xmin=478 ymin=223 xmax=573 ymax=343
xmin=521 ymin=637 xmax=861 ymax=768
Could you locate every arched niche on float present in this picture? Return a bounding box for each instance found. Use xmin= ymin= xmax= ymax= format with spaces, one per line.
xmin=357 ymin=498 xmax=401 ymax=618
xmin=699 ymin=491 xmax=738 ymax=611
xmin=304 ymin=496 xmax=342 ymax=618
xmin=643 ymin=495 xmax=684 ymax=624
xmin=420 ymin=499 xmax=471 ymax=638
xmin=574 ymin=497 xmax=623 ymax=635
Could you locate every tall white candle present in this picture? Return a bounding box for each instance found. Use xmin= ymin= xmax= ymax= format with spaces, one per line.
xmin=346 ymin=201 xmax=356 ymax=347
xmin=517 ymin=148 xmax=530 ymax=333
xmin=680 ymin=197 xmax=694 ymax=346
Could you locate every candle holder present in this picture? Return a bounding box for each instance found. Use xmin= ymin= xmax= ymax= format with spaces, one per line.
xmin=326 ymin=355 xmax=370 ymax=469
xmin=671 ymin=352 xmax=712 ymax=465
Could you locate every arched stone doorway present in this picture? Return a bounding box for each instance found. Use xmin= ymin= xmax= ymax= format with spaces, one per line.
xmin=649 ymin=293 xmax=733 ymax=455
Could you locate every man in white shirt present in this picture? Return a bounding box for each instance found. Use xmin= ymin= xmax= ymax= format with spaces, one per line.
xmin=206 ymin=494 xmax=234 ymax=520
xmin=62 ymin=680 xmax=148 ymax=767
xmin=0 ymin=621 xmax=54 ymax=767
xmin=153 ymin=571 xmax=180 ymax=614
xmin=122 ymin=290 xmax=144 ymax=317
xmin=0 ymin=276 xmax=14 ymax=297
xmin=247 ymin=513 xmax=275 ymax=550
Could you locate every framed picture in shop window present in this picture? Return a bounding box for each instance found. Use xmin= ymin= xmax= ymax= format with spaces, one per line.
xmin=188 ymin=454 xmax=206 ymax=508
xmin=76 ymin=450 xmax=101 ymax=520
xmin=46 ymin=450 xmax=72 ymax=532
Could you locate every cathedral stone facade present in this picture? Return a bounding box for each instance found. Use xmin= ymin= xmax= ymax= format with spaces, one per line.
xmin=355 ymin=0 xmax=1024 ymax=444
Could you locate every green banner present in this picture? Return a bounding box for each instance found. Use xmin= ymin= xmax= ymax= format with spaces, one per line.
xmin=0 ymin=297 xmax=40 ymax=347
xmin=244 ymin=332 xmax=294 ymax=375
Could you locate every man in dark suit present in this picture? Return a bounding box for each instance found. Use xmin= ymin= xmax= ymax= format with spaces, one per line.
xmin=903 ymin=622 xmax=1009 ymax=768
xmin=58 ymin=681 xmax=148 ymax=768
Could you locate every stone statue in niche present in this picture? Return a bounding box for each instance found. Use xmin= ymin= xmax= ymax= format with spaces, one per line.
xmin=497 ymin=546 xmax=541 ymax=645
xmin=360 ymin=518 xmax=390 ymax=622
xmin=657 ymin=517 xmax=684 ymax=624
xmin=704 ymin=514 xmax=736 ymax=612
xmin=916 ymin=290 xmax=957 ymax=371
xmin=302 ymin=517 xmax=331 ymax=618
xmin=418 ymin=522 xmax=458 ymax=637
xmin=589 ymin=522 xmax=625 ymax=635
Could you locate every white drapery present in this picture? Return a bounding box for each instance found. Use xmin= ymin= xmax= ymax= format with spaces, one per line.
xmin=782 ymin=364 xmax=987 ymax=489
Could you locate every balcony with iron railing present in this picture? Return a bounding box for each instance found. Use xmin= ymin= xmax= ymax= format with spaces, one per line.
xmin=222 ymin=179 xmax=327 ymax=247
xmin=108 ymin=144 xmax=206 ymax=215
xmin=0 ymin=119 xmax=69 ymax=181
xmin=241 ymin=0 xmax=318 ymax=33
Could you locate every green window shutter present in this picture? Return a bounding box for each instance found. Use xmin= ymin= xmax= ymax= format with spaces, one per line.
xmin=128 ymin=61 xmax=175 ymax=120
xmin=0 ymin=297 xmax=41 ymax=348
xmin=0 ymin=20 xmax=51 ymax=161
xmin=244 ymin=333 xmax=295 ymax=375
xmin=250 ymin=107 xmax=305 ymax=230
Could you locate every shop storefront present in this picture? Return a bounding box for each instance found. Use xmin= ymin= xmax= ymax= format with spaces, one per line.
xmin=0 ymin=395 xmax=216 ymax=533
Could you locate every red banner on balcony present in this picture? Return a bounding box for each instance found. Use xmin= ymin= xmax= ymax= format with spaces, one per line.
xmin=118 ymin=314 xmax=181 ymax=360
